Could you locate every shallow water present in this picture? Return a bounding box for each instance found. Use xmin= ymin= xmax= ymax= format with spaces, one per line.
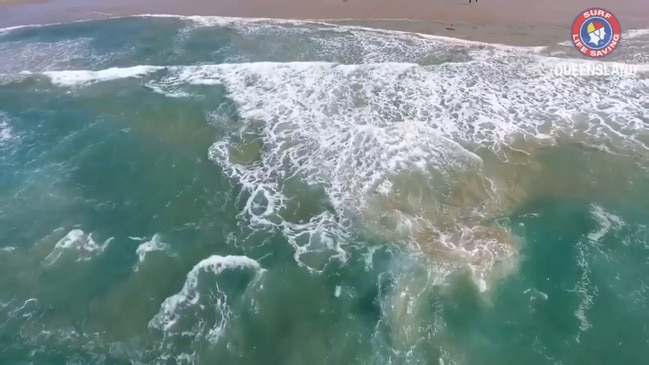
xmin=0 ymin=15 xmax=648 ymax=365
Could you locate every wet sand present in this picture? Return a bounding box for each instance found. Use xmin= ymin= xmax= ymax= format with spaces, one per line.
xmin=1 ymin=0 xmax=648 ymax=46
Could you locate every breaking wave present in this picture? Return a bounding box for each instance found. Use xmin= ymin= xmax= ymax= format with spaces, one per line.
xmin=2 ymin=15 xmax=649 ymax=364
xmin=133 ymin=234 xmax=172 ymax=271
xmin=149 ymin=255 xmax=264 ymax=361
xmin=42 ymin=229 xmax=112 ymax=266
xmin=24 ymin=49 xmax=648 ymax=277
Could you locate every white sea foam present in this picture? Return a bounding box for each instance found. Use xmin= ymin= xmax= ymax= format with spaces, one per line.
xmin=0 ymin=28 xmax=132 ymax=75
xmin=588 ymin=204 xmax=625 ymax=243
xmin=185 ymin=16 xmax=543 ymax=65
xmin=541 ymin=55 xmax=649 ymax=71
xmin=0 ymin=122 xmax=11 ymax=143
xmin=8 ymin=298 xmax=39 ymax=319
xmin=625 ymin=29 xmax=649 ymax=39
xmin=0 ymin=14 xmax=316 ymax=36
xmin=524 ymin=288 xmax=549 ymax=301
xmin=571 ymin=204 xmax=625 ymax=342
xmin=573 ymin=238 xmax=594 ymax=342
xmin=1 ymin=17 xmax=647 ymax=362
xmin=18 ymin=40 xmax=649 ymax=274
xmin=139 ymin=14 xmax=547 ymax=53
xmin=0 ymin=25 xmax=32 ymax=34
xmin=363 ymin=26 xmax=545 ymax=52
xmin=42 ymin=229 xmax=111 ymax=265
xmin=0 ymin=15 xmax=644 ymax=59
xmin=41 ymin=65 xmax=163 ymax=86
xmin=6 ymin=16 xmax=648 ymax=283
xmin=143 ymin=82 xmax=191 ymax=98
xmin=0 ymin=113 xmax=12 ymax=145
xmin=149 ymin=255 xmax=264 ymax=347
xmin=0 ymin=16 xmax=124 ymax=35
xmin=158 ymin=58 xmax=645 ymax=271
xmin=139 ymin=13 xmax=344 ymax=29
xmin=134 ymin=234 xmax=171 ymax=271
xmin=34 ymin=56 xmax=649 ymax=149
xmin=1 ymin=38 xmax=94 ymax=74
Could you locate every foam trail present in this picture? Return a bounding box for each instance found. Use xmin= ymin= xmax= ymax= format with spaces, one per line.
xmin=139 ymin=13 xmax=320 ymax=27
xmin=0 ymin=16 xmax=125 ymax=34
xmin=134 ymin=234 xmax=171 ymax=271
xmin=0 ymin=24 xmax=39 ymax=34
xmin=625 ymin=29 xmax=649 ymax=39
xmin=588 ymin=204 xmax=625 ymax=243
xmin=40 ymin=66 xmax=163 ymax=86
xmin=573 ymin=205 xmax=624 ymax=342
xmin=17 ymin=57 xmax=649 ymax=277
xmin=149 ymin=255 xmax=264 ymax=347
xmin=573 ymin=238 xmax=594 ymax=342
xmin=42 ymin=229 xmax=111 ymax=265
xmin=0 ymin=118 xmax=12 ymax=145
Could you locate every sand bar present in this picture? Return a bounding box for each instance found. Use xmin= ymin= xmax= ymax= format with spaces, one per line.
xmin=1 ymin=0 xmax=648 ymax=45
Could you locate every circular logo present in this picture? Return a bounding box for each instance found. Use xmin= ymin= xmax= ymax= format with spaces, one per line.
xmin=571 ymin=8 xmax=622 ymax=58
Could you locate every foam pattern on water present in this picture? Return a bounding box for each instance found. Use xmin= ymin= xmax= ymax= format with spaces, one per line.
xmin=149 ymin=255 xmax=264 ymax=361
xmin=24 ymin=49 xmax=649 ymax=275
xmin=133 ymin=234 xmax=172 ymax=271
xmin=0 ymin=111 xmax=13 ymax=147
xmin=42 ymin=229 xmax=112 ymax=266
xmin=40 ymin=65 xmax=163 ymax=86
xmin=1 ymin=16 xmax=649 ymax=364
xmin=0 ymin=38 xmax=126 ymax=75
xmin=571 ymin=205 xmax=626 ymax=343
xmin=158 ymin=58 xmax=647 ymax=271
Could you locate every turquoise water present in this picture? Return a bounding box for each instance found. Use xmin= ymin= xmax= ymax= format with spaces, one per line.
xmin=1 ymin=16 xmax=649 ymax=364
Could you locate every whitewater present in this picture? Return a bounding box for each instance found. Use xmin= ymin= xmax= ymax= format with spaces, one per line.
xmin=0 ymin=14 xmax=648 ymax=365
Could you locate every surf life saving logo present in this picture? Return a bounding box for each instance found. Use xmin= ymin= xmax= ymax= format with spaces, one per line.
xmin=571 ymin=8 xmax=621 ymax=58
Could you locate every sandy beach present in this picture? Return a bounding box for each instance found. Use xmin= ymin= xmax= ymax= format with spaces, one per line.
xmin=1 ymin=0 xmax=648 ymax=46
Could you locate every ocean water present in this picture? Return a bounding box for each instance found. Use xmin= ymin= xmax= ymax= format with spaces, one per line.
xmin=1 ymin=15 xmax=649 ymax=365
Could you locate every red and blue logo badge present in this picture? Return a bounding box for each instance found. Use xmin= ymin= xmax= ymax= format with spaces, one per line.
xmin=571 ymin=8 xmax=622 ymax=58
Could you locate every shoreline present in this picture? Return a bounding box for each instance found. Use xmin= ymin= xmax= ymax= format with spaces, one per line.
xmin=1 ymin=0 xmax=648 ymax=47
xmin=0 ymin=14 xmax=569 ymax=47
